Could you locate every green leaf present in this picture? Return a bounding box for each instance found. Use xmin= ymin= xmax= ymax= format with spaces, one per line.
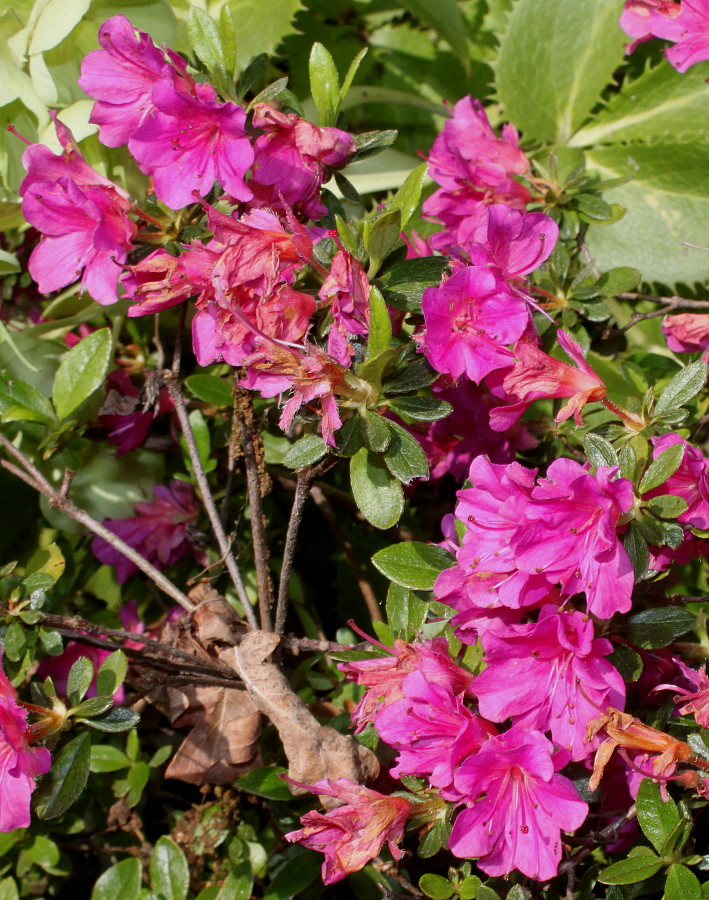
xmin=309 ymin=42 xmax=339 ymax=126
xmin=366 ymin=286 xmax=393 ymax=359
xmin=597 ymin=267 xmax=643 ymax=296
xmin=623 ymin=521 xmax=649 ymax=581
xmin=458 ymin=876 xmax=480 ymax=900
xmin=625 ymin=607 xmax=696 ymax=649
xmin=150 ymin=837 xmax=189 ymax=900
xmin=360 ymin=409 xmax=392 ymax=453
xmin=333 ymin=415 xmax=366 ymax=458
xmin=67 ymin=655 xmax=95 ymax=707
xmin=383 ymin=420 xmax=429 ymax=484
xmin=655 ymin=361 xmax=707 ymax=417
xmin=28 ymin=0 xmax=91 ymax=54
xmin=262 ymin=851 xmax=321 ymax=900
xmin=26 ymin=543 xmax=65 ymax=584
xmin=583 ymin=432 xmax=619 ymax=468
xmin=389 ymin=162 xmax=428 ymax=228
xmin=34 ymin=731 xmax=91 ymax=819
xmin=53 ymin=328 xmax=112 ymax=421
xmin=350 ymin=448 xmax=404 ymax=529
xmin=386 ymin=582 xmax=429 ymax=635
xmin=609 ymin=645 xmax=643 ymax=681
xmin=388 ymin=396 xmax=453 ymax=421
xmin=339 ymin=47 xmax=367 ymax=107
xmin=496 ymin=0 xmax=624 ymax=144
xmin=364 ymin=209 xmax=402 ymax=277
xmin=282 ymin=434 xmax=327 ymax=469
xmin=372 ymin=541 xmax=454 ymax=590
xmin=639 ymin=443 xmax=686 ymax=494
xmin=665 ymin=863 xmax=702 ymax=900
xmin=0 ymin=878 xmax=18 ymax=900
xmin=218 ymin=5 xmax=237 ymax=76
xmin=645 ymin=494 xmax=688 ymax=519
xmin=637 ymin=779 xmax=681 ymax=853
xmin=96 ymin=651 xmax=128 ymax=698
xmin=383 ymin=359 xmax=438 ymax=394
xmin=0 ymin=248 xmax=19 ymax=274
xmin=73 ymin=696 xmax=114 ymax=717
xmin=599 ymin=853 xmax=663 ymax=885
xmin=419 ymin=873 xmax=453 ymax=900
xmin=398 ymin=0 xmax=469 ymax=71
xmin=571 ymin=61 xmax=709 ymax=147
xmin=82 ymin=707 xmax=140 ymax=732
xmin=90 ymin=745 xmax=131 ymax=774
xmin=236 ymin=766 xmax=291 ymax=801
xmin=229 ymin=0 xmax=302 ymax=69
xmin=185 ymin=374 xmax=233 ymax=407
xmin=91 ymin=858 xmax=141 ymax=900
xmin=586 ymin=143 xmax=709 ymax=288
xmin=215 ymin=862 xmax=253 ymax=900
xmin=0 ymin=373 xmax=54 ymax=424
xmin=188 ymin=8 xmax=228 ymax=75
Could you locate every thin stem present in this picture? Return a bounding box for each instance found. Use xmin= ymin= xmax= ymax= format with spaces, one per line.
xmin=234 ymin=385 xmax=273 ymax=631
xmin=0 ymin=435 xmax=194 ymax=611
xmin=163 ymin=372 xmax=258 ymax=630
xmin=310 ymin=483 xmax=383 ymax=622
xmin=601 ymin=397 xmax=644 ymax=431
xmin=171 ymin=304 xmax=186 ymax=375
xmin=617 ymin=292 xmax=709 ymax=333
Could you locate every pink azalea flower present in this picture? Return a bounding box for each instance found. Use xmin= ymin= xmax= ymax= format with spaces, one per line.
xmin=473 ymin=605 xmax=626 ymax=760
xmin=19 ymin=117 xmax=136 ymax=305
xmin=423 ymin=97 xmax=531 ymax=251
xmin=124 ymin=244 xmax=219 ymax=317
xmin=620 ymin=0 xmax=709 ymax=71
xmin=91 ymin=481 xmax=202 ymax=583
xmin=128 ymin=82 xmax=253 ymax=209
xmin=662 ymin=313 xmax=709 ymax=354
xmin=655 ymin=660 xmax=709 ymax=725
xmin=250 ymin=104 xmax=355 ymax=220
xmin=319 ymin=250 xmax=370 ymax=365
xmin=620 ymin=0 xmax=682 ymax=53
xmin=375 ymin=673 xmax=497 ymax=794
xmin=339 ymin=637 xmax=474 ymax=732
xmin=78 ymin=15 xmax=194 ymax=147
xmin=421 ymin=266 xmax=529 ymax=382
xmin=97 ymin=369 xmax=172 ymax=457
xmin=0 ymin=663 xmax=52 ymax=832
xmin=284 ymin=778 xmax=411 ymax=884
xmin=490 ymin=331 xmax=607 ymax=431
xmin=449 ymin=728 xmax=588 ymax=880
xmin=645 ymin=433 xmax=709 ymax=529
xmin=463 ymin=204 xmax=559 ymax=278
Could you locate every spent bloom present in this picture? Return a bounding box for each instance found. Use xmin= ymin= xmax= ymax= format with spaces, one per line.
xmin=472 ymin=605 xmax=626 ymax=760
xmin=0 ymin=662 xmax=52 ymax=832
xmin=19 ymin=116 xmax=136 ymax=305
xmin=284 ymin=778 xmax=411 ymax=884
xmin=655 ymin=660 xmax=709 ymax=726
xmin=91 ymin=480 xmax=202 ymax=582
xmin=449 ymin=728 xmax=588 ymax=880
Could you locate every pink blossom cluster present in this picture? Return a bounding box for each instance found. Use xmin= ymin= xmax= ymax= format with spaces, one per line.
xmin=18 ymin=16 xmax=361 ymax=447
xmin=620 ymin=0 xmax=709 ymax=73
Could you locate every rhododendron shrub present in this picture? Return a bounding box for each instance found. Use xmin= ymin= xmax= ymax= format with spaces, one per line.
xmin=3 ymin=0 xmax=709 ymax=897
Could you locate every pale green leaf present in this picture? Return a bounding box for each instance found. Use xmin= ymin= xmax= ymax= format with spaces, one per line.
xmin=150 ymin=837 xmax=189 ymax=900
xmin=52 ymin=327 xmax=112 ymax=421
xmin=226 ymin=0 xmax=302 ymax=69
xmin=28 ymin=0 xmax=91 ymax=54
xmin=398 ymin=0 xmax=469 ymax=71
xmin=91 ymin=858 xmax=141 ymax=900
xmin=496 ymin=0 xmax=624 ymax=143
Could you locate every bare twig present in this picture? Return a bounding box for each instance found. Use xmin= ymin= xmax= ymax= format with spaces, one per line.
xmin=310 ymin=483 xmax=383 ymax=622
xmin=557 ymin=805 xmax=637 ymax=876
xmin=275 ymin=458 xmax=337 ymax=636
xmin=0 ymin=434 xmax=194 ymax=611
xmin=233 ymin=385 xmax=273 ymax=631
xmin=617 ymin=292 xmax=709 ymax=333
xmin=171 ymin=304 xmax=186 ymax=375
xmin=162 ymin=372 xmax=258 ymax=630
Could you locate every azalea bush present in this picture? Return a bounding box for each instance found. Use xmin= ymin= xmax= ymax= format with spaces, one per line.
xmin=5 ymin=0 xmax=709 ymax=897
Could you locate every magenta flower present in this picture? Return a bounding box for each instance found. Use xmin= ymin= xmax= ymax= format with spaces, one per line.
xmin=91 ymin=481 xmax=202 ymax=582
xmin=663 ymin=313 xmax=709 ymax=354
xmin=465 ymin=204 xmax=559 ymax=278
xmin=449 ymin=728 xmax=588 ymax=880
xmin=284 ymin=778 xmax=411 ymax=884
xmin=620 ymin=0 xmax=682 ymax=53
xmin=620 ymin=0 xmax=709 ymax=72
xmin=78 ymin=15 xmax=194 ymax=147
xmin=490 ymin=331 xmax=607 ymax=431
xmin=97 ymin=369 xmax=172 ymax=457
xmin=375 ymin=673 xmax=497 ymax=794
xmin=129 ymin=82 xmax=253 ymax=209
xmin=421 ymin=266 xmax=529 ymax=382
xmin=319 ymin=250 xmax=370 ymax=365
xmin=423 ymin=97 xmax=531 ymax=251
xmin=250 ymin=103 xmax=355 ymax=219
xmin=473 ymin=605 xmax=626 ymax=760
xmin=339 ymin=637 xmax=474 ymax=732
xmin=655 ymin=660 xmax=709 ymax=725
xmin=645 ymin=433 xmax=709 ymax=529
xmin=19 ymin=117 xmax=136 ymax=305
xmin=0 ymin=663 xmax=52 ymax=832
